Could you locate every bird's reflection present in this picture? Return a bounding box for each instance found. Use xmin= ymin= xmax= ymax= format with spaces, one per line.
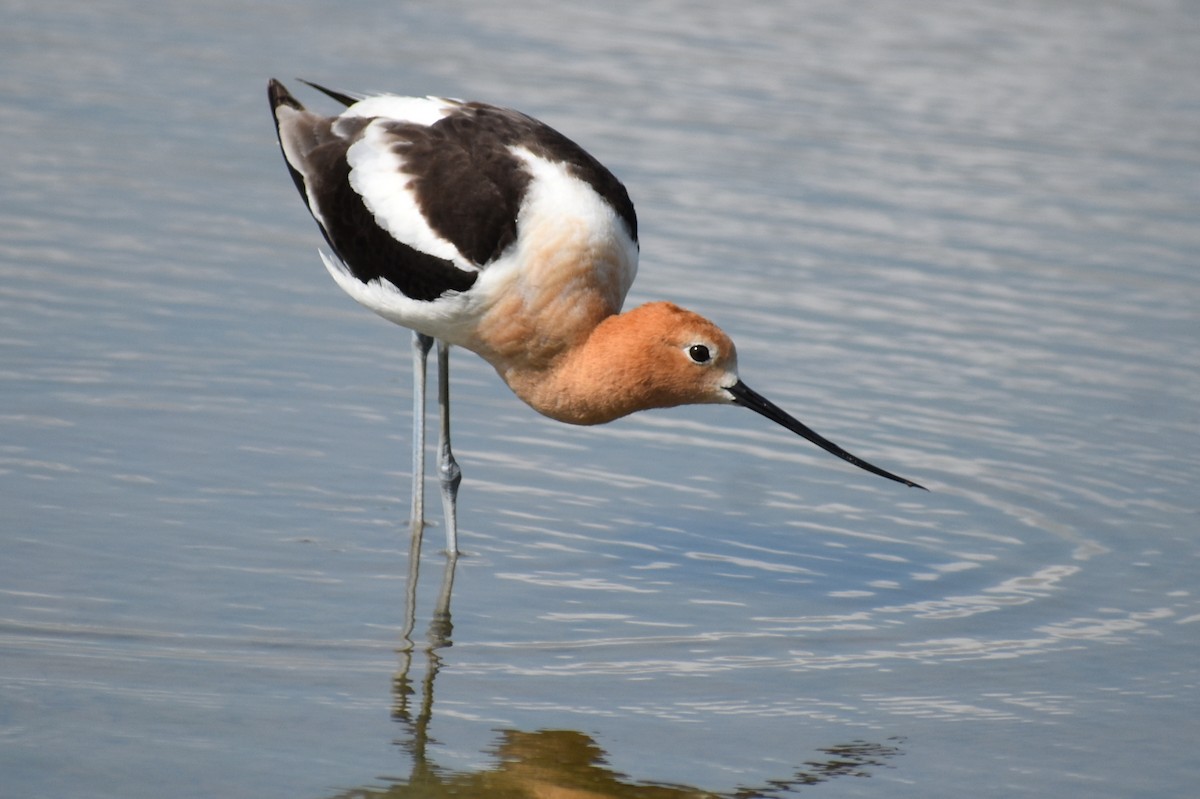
xmin=327 ymin=531 xmax=903 ymax=798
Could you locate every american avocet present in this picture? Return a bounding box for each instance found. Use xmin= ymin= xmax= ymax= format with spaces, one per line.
xmin=268 ymin=79 xmax=924 ymax=555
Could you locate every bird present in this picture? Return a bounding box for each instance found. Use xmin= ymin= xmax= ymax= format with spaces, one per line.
xmin=267 ymin=78 xmax=925 ymax=556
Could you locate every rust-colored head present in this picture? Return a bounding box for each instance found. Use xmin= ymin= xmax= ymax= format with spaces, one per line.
xmin=509 ymin=301 xmax=739 ymax=425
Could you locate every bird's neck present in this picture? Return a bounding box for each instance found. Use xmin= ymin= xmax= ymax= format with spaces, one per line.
xmin=496 ymin=303 xmax=698 ymax=426
xmin=494 ymin=311 xmax=636 ymax=425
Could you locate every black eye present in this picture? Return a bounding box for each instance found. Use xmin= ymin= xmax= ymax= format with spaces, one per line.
xmin=688 ymin=344 xmax=711 ymax=364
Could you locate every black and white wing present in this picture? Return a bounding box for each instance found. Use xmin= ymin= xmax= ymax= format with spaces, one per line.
xmin=268 ymin=79 xmax=637 ymax=311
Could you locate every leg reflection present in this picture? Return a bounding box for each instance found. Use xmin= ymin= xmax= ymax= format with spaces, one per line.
xmin=393 ymin=525 xmax=457 ymax=769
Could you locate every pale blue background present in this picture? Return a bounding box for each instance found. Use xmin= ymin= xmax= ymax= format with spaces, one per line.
xmin=2 ymin=1 xmax=1198 ymax=797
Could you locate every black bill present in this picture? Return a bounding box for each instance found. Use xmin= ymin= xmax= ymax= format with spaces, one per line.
xmin=726 ymin=380 xmax=926 ymax=490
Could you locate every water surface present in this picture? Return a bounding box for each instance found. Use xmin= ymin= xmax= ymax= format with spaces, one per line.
xmin=2 ymin=1 xmax=1198 ymax=797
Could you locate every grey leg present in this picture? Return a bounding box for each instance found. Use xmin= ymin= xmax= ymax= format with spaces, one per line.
xmin=410 ymin=332 xmax=434 ymax=533
xmin=436 ymin=340 xmax=461 ymax=556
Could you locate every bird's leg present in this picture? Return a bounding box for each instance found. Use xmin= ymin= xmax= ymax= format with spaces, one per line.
xmin=410 ymin=332 xmax=434 ymax=533
xmin=436 ymin=340 xmax=462 ymax=556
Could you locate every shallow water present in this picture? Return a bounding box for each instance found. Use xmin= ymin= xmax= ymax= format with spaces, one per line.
xmin=2 ymin=1 xmax=1198 ymax=797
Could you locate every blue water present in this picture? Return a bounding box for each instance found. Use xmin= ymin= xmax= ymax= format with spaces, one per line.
xmin=2 ymin=1 xmax=1198 ymax=797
